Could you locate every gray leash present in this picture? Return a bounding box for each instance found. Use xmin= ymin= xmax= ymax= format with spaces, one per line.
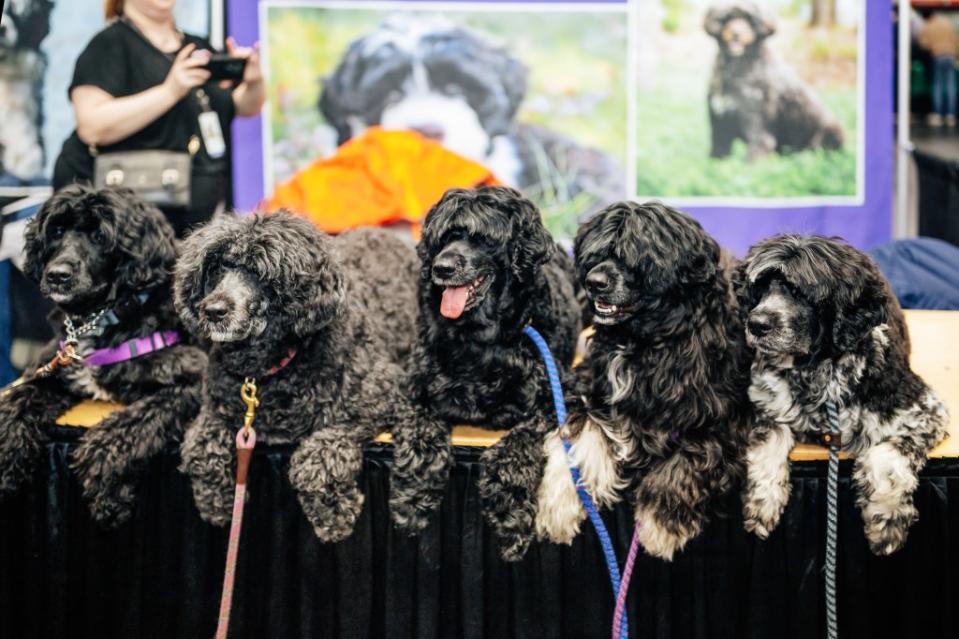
xmin=823 ymin=400 xmax=841 ymax=639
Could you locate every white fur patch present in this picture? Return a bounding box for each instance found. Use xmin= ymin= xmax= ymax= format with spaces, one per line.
xmin=606 ymin=352 xmax=635 ymax=405
xmin=535 ymin=430 xmax=585 ymax=544
xmin=749 ymin=370 xmax=803 ymax=425
xmin=635 ymin=503 xmax=694 ymax=562
xmin=742 ymin=423 xmax=794 ymax=537
xmin=568 ymin=417 xmax=627 ymax=508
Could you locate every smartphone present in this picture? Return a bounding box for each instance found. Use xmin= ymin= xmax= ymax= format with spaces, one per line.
xmin=205 ymin=54 xmax=247 ymax=82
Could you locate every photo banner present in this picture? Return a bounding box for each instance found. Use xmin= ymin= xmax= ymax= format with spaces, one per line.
xmin=228 ymin=0 xmax=891 ymax=254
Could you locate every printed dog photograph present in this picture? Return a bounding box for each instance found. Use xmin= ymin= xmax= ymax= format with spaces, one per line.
xmin=260 ymin=1 xmax=629 ymax=241
xmin=635 ymin=0 xmax=862 ymax=201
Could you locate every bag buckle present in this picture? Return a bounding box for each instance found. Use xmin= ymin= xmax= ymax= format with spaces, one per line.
xmin=161 ymin=168 xmax=181 ymax=188
xmin=105 ymin=169 xmax=125 ymax=186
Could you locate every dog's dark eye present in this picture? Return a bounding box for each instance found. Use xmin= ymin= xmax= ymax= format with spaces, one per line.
xmin=90 ymin=229 xmax=106 ymax=245
xmin=50 ymin=225 xmax=65 ymax=239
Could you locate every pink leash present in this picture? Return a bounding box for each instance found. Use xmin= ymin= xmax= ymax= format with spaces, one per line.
xmin=612 ymin=525 xmax=642 ymax=639
xmin=215 ymin=379 xmax=260 ymax=639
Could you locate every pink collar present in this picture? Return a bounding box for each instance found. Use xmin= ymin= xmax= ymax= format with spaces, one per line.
xmin=60 ymin=330 xmax=180 ymax=367
xmin=265 ymin=349 xmax=297 ymax=376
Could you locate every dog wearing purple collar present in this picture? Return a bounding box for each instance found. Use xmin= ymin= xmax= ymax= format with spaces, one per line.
xmin=0 ymin=185 xmax=206 ymax=527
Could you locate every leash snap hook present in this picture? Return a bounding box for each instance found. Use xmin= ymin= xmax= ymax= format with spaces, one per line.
xmin=239 ymin=377 xmax=259 ymax=442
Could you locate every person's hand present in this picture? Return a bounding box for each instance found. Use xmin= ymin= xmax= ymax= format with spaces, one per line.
xmin=225 ymin=37 xmax=263 ymax=87
xmin=163 ymin=43 xmax=211 ymax=99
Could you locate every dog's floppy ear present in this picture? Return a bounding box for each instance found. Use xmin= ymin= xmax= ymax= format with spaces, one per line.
xmin=703 ymin=5 xmax=728 ymax=37
xmin=291 ymin=234 xmax=346 ymax=337
xmin=486 ymin=54 xmax=528 ymax=137
xmin=831 ymin=261 xmax=889 ymax=353
xmin=113 ymin=189 xmax=177 ymax=296
xmin=175 ymin=215 xmax=239 ymax=334
xmin=13 ymin=0 xmax=53 ymax=51
xmin=22 ymin=189 xmax=62 ymax=284
xmin=318 ymin=39 xmax=368 ymax=146
xmin=510 ymin=193 xmax=554 ymax=281
xmin=750 ymin=4 xmax=776 ymax=38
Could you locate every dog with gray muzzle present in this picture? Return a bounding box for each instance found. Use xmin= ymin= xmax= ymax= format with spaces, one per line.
xmin=174 ymin=212 xmax=418 ymax=542
xmin=735 ymin=235 xmax=948 ymax=555
xmin=535 ymin=201 xmax=750 ymax=561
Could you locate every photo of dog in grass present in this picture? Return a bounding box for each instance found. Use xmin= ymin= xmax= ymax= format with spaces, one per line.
xmin=635 ymin=0 xmax=860 ymax=200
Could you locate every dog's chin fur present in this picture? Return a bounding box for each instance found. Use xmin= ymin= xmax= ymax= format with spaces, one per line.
xmin=535 ymin=201 xmax=749 ymax=561
xmin=736 ymin=234 xmax=949 ymax=555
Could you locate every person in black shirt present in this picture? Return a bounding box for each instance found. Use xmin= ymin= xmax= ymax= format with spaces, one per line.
xmin=53 ymin=0 xmax=265 ymax=237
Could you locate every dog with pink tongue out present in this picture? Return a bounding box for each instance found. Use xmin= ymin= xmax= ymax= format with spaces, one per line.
xmin=389 ymin=186 xmax=582 ymax=560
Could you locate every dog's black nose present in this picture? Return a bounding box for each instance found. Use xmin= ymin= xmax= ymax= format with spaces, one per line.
xmin=585 ymin=270 xmax=611 ymax=294
xmin=45 ymin=263 xmax=73 ymax=286
xmin=747 ymin=315 xmax=774 ymax=337
xmin=432 ymin=258 xmax=457 ymax=281
xmin=201 ymin=298 xmax=231 ymax=323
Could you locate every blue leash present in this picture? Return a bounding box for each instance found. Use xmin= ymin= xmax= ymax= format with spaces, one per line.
xmin=523 ymin=325 xmax=629 ymax=639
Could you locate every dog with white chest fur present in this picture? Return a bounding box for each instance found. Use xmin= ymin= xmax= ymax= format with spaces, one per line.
xmin=735 ymin=235 xmax=948 ymax=555
xmin=536 ymin=201 xmax=750 ymax=561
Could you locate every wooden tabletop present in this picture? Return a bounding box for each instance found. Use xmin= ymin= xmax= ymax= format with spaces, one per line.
xmin=56 ymin=310 xmax=959 ymax=460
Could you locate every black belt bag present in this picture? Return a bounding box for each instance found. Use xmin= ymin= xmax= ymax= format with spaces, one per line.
xmin=92 ymin=140 xmax=198 ymax=207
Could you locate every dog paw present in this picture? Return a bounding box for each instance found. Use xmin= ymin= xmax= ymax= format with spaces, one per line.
xmin=84 ymin=483 xmax=137 ymax=529
xmin=300 ymin=484 xmax=365 ymax=544
xmin=742 ymin=499 xmax=783 ymax=540
xmin=191 ymin=484 xmax=234 ymax=527
xmin=534 ymin=430 xmax=586 ymax=544
xmin=864 ymin=509 xmax=916 ymax=556
xmin=496 ymin=531 xmax=532 ymax=563
xmin=389 ymin=495 xmax=434 ymax=535
xmin=636 ymin=505 xmax=697 ymax=562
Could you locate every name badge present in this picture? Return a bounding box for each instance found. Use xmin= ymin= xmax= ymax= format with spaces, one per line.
xmin=198 ymin=111 xmax=226 ymax=159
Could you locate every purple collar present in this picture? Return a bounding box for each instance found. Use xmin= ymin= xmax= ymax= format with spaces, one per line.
xmin=60 ymin=330 xmax=180 ymax=367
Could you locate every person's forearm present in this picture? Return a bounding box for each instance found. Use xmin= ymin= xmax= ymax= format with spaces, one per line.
xmin=76 ymin=84 xmax=181 ymax=148
xmin=233 ymin=79 xmax=266 ymax=117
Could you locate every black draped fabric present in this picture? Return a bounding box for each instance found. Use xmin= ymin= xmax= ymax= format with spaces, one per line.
xmin=1 ymin=426 xmax=958 ymax=639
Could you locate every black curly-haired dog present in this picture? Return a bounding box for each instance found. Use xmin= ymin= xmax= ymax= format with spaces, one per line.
xmin=389 ymin=186 xmax=581 ymax=561
xmin=0 ymin=184 xmax=205 ymax=525
xmin=536 ymin=201 xmax=749 ymax=561
xmin=175 ymin=212 xmax=418 ymax=542
xmin=735 ymin=235 xmax=948 ymax=555
xmin=703 ymin=2 xmax=845 ymax=160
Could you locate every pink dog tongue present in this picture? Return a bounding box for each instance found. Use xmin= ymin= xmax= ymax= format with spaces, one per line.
xmin=440 ymin=286 xmax=470 ymax=319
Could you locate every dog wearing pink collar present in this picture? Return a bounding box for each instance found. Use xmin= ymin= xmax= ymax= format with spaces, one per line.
xmin=0 ymin=185 xmax=206 ymax=527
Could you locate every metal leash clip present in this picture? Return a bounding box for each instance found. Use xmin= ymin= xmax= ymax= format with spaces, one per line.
xmin=239 ymin=377 xmax=259 ymax=444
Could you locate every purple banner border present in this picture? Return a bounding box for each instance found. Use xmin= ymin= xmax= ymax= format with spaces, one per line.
xmin=228 ymin=0 xmax=891 ymax=255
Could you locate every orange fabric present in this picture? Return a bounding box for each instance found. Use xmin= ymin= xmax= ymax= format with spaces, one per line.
xmin=262 ymin=127 xmax=500 ymax=234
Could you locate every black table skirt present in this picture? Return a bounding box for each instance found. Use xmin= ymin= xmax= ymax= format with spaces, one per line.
xmin=2 ymin=427 xmax=958 ymax=639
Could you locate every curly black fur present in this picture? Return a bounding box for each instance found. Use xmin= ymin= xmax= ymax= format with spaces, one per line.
xmin=175 ymin=212 xmax=418 ymax=542
xmin=389 ymin=186 xmax=581 ymax=561
xmin=735 ymin=235 xmax=948 ymax=555
xmin=536 ymin=201 xmax=749 ymax=561
xmin=703 ymin=2 xmax=845 ymax=160
xmin=0 ymin=184 xmax=205 ymax=526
